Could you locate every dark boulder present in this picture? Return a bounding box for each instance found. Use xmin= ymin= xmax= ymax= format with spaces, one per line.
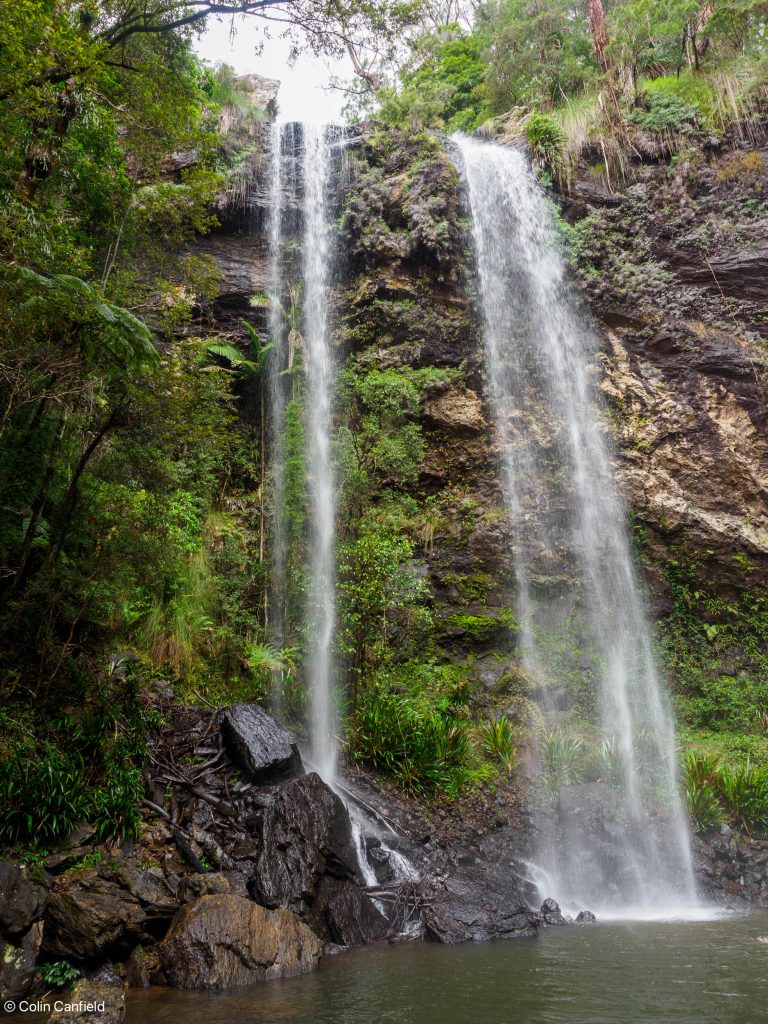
xmin=221 ymin=703 xmax=303 ymax=784
xmin=310 ymin=876 xmax=388 ymax=947
xmin=43 ymin=859 xmax=177 ymax=960
xmin=158 ymin=894 xmax=321 ymax=989
xmin=47 ymin=964 xmax=125 ymax=1024
xmin=540 ymin=897 xmax=567 ymax=926
xmin=425 ymin=875 xmax=541 ymax=944
xmin=249 ymin=772 xmax=360 ymax=917
xmin=575 ymin=910 xmax=597 ymax=923
xmin=0 ymin=861 xmax=49 ymax=938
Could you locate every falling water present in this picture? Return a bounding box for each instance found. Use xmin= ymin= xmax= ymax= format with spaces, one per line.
xmin=453 ymin=134 xmax=699 ymax=917
xmin=302 ymin=124 xmax=338 ymax=783
xmin=266 ymin=122 xmax=288 ymax=669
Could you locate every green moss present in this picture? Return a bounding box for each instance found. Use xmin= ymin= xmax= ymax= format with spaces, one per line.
xmin=660 ymin=549 xmax=768 ymax=735
xmin=442 ymin=607 xmax=518 ymax=644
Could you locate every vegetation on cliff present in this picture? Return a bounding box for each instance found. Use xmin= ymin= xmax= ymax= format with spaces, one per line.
xmin=1 ymin=0 xmax=768 ymax=849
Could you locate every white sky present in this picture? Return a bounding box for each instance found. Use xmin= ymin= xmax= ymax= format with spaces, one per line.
xmin=195 ymin=14 xmax=350 ymax=123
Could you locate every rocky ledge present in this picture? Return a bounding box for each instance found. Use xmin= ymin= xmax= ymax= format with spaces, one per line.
xmin=1 ymin=697 xmax=554 ymax=1011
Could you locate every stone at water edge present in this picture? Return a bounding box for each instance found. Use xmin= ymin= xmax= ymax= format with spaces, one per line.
xmin=220 ymin=703 xmax=303 ymax=784
xmin=46 ymin=965 xmax=125 ymax=1024
xmin=158 ymin=893 xmax=321 ymax=989
xmin=249 ymin=772 xmax=360 ymax=915
xmin=575 ymin=910 xmax=597 ymax=924
xmin=540 ymin=898 xmax=568 ymax=926
xmin=1 ymin=921 xmax=43 ymax=1002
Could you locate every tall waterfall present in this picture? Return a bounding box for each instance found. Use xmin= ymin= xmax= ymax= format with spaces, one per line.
xmin=301 ymin=124 xmax=338 ymax=783
xmin=266 ymin=122 xmax=287 ymax=663
xmin=264 ymin=124 xmax=339 ymax=780
xmin=453 ymin=135 xmax=699 ymax=916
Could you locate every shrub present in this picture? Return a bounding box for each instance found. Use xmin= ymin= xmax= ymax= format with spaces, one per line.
xmin=715 ymin=758 xmax=768 ymax=833
xmin=480 ymin=717 xmax=518 ymax=773
xmin=631 ymin=92 xmax=702 ymax=134
xmin=351 ymin=666 xmax=472 ymax=794
xmin=526 ymin=112 xmax=566 ymax=177
xmin=539 ymin=728 xmax=586 ymax=795
xmin=40 ymin=961 xmax=81 ymax=989
xmin=685 ymin=780 xmax=724 ymax=833
xmin=682 ymin=750 xmax=768 ymax=834
xmin=0 ymin=744 xmax=90 ymax=843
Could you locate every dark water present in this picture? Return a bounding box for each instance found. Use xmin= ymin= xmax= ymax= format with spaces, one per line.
xmin=129 ymin=914 xmax=768 ymax=1024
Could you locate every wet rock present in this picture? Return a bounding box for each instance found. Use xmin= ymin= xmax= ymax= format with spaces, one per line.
xmin=1 ymin=921 xmax=43 ymax=1001
xmin=158 ymin=894 xmax=321 ymax=989
xmin=47 ymin=965 xmax=125 ymax=1024
xmin=540 ymin=897 xmax=567 ymax=925
xmin=125 ymin=946 xmax=163 ymax=989
xmin=43 ymin=864 xmax=157 ymax=958
xmin=0 ymin=861 xmax=49 ymax=937
xmin=425 ymin=874 xmax=541 ymax=944
xmin=421 ymin=387 xmax=486 ymax=434
xmin=575 ymin=910 xmax=597 ymax=924
xmin=221 ymin=703 xmax=303 ymax=784
xmin=310 ymin=876 xmax=388 ymax=947
xmin=249 ymin=772 xmax=359 ymax=918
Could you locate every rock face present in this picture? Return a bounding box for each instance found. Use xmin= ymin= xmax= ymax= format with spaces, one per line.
xmin=425 ymin=876 xmax=541 ymax=944
xmin=158 ymin=894 xmax=321 ymax=989
xmin=221 ymin=702 xmax=303 ymax=784
xmin=43 ymin=859 xmax=177 ymax=960
xmin=1 ymin=921 xmax=43 ymax=1001
xmin=246 ymin=772 xmax=386 ymax=944
xmin=0 ymin=862 xmax=49 ymax=1000
xmin=0 ymin=862 xmax=48 ymax=936
xmin=695 ymin=830 xmax=768 ymax=905
xmin=250 ymin=772 xmax=361 ymax=912
xmin=47 ymin=965 xmax=125 ymax=1024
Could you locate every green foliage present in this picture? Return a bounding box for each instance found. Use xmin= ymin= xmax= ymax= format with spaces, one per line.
xmin=480 ymin=717 xmax=518 ymax=773
xmin=526 ymin=112 xmax=567 ymax=177
xmin=716 ymin=758 xmax=768 ymax=833
xmin=338 ymin=508 xmax=433 ymax=683
xmin=352 ymin=662 xmax=472 ymax=793
xmin=0 ymin=664 xmax=153 ymax=845
xmin=539 ymin=729 xmax=587 ymax=795
xmin=661 ymin=552 xmax=768 ymax=735
xmin=631 ymin=90 xmax=702 ymax=134
xmin=685 ymin=780 xmax=725 ymax=833
xmin=40 ymin=960 xmax=81 ymax=989
xmin=376 ymin=28 xmax=490 ymax=131
xmin=681 ymin=749 xmax=768 ymax=834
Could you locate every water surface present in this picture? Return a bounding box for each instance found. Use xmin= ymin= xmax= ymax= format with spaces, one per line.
xmin=129 ymin=913 xmax=768 ymax=1024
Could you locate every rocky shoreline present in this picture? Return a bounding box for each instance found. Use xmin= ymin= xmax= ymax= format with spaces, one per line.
xmin=3 ymin=692 xmax=767 ymax=1019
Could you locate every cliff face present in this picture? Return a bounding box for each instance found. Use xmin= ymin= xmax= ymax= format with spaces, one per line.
xmin=198 ymin=125 xmax=768 ymax=737
xmin=571 ymin=153 xmax=768 ymax=603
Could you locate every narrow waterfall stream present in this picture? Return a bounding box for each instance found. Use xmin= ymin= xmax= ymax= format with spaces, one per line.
xmin=301 ymin=124 xmax=339 ymax=784
xmin=263 ymin=123 xmax=339 ymax=775
xmin=453 ymin=135 xmax=700 ymax=917
xmin=266 ymin=122 xmax=288 ymax=664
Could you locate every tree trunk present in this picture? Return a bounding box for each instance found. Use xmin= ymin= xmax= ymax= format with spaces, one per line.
xmin=588 ymin=0 xmax=612 ymax=74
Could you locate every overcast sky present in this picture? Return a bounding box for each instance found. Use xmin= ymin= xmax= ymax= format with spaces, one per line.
xmin=195 ymin=14 xmax=349 ymax=123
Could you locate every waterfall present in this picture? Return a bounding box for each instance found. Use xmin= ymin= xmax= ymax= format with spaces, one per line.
xmin=302 ymin=124 xmax=338 ymax=783
xmin=266 ymin=122 xmax=287 ymax=670
xmin=453 ymin=134 xmax=700 ymax=917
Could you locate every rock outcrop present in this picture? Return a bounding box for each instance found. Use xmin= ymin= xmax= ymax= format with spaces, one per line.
xmin=221 ymin=702 xmax=303 ymax=784
xmin=0 ymin=862 xmax=49 ymax=1000
xmin=158 ymin=894 xmax=321 ymax=989
xmin=695 ymin=829 xmax=768 ymax=905
xmin=47 ymin=965 xmax=125 ymax=1024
